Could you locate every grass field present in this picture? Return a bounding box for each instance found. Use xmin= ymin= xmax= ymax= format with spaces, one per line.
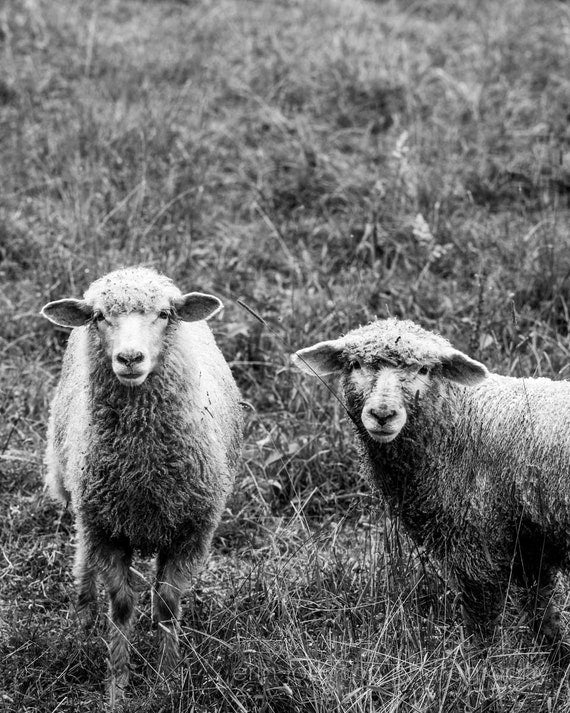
xmin=1 ymin=0 xmax=570 ymax=710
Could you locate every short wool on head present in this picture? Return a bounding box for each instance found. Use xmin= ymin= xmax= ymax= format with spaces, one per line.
xmin=83 ymin=267 xmax=183 ymax=314
xmin=42 ymin=266 xmax=243 ymax=708
xmin=293 ymin=317 xmax=570 ymax=665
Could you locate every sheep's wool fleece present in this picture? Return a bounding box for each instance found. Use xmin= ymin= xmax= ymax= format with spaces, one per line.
xmin=340 ymin=319 xmax=570 ymax=584
xmin=45 ymin=268 xmax=243 ymax=557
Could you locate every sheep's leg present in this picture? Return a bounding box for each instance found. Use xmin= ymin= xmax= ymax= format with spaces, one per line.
xmin=73 ymin=523 xmax=98 ymax=627
xmin=154 ymin=558 xmax=183 ymax=677
xmin=457 ymin=573 xmax=504 ymax=652
xmin=517 ymin=537 xmax=570 ymax=667
xmin=524 ymin=570 xmax=570 ymax=667
xmin=154 ymin=532 xmax=213 ymax=677
xmin=96 ymin=541 xmax=136 ymax=707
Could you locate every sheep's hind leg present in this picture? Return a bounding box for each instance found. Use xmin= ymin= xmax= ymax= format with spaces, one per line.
xmin=97 ymin=540 xmax=136 ymax=708
xmin=524 ymin=569 xmax=570 ymax=669
xmin=154 ymin=533 xmax=212 ymax=678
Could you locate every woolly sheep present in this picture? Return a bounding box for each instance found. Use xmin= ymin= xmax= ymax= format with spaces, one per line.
xmin=293 ymin=318 xmax=570 ymax=662
xmin=41 ymin=267 xmax=243 ymax=706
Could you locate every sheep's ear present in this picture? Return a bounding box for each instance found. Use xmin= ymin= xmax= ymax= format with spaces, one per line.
xmin=176 ymin=292 xmax=223 ymax=322
xmin=291 ymin=339 xmax=344 ymax=377
xmin=439 ymin=349 xmax=489 ymax=386
xmin=41 ymin=299 xmax=93 ymax=327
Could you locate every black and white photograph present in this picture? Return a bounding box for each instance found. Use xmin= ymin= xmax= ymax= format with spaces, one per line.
xmin=1 ymin=0 xmax=570 ymax=710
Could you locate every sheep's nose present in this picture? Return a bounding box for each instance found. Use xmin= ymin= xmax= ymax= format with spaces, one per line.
xmin=369 ymin=407 xmax=397 ymax=426
xmin=116 ymin=351 xmax=145 ymax=367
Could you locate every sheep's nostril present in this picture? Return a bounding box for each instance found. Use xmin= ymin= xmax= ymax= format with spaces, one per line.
xmin=116 ymin=351 xmax=145 ymax=367
xmin=369 ymin=408 xmax=396 ymax=426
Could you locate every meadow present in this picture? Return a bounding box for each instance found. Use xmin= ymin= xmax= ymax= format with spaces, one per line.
xmin=1 ymin=0 xmax=569 ymax=710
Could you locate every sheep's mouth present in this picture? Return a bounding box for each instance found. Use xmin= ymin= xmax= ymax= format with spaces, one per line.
xmin=115 ymin=371 xmax=148 ymax=387
xmin=365 ymin=427 xmax=401 ymax=443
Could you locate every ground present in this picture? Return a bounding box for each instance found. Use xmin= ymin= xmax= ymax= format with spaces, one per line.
xmin=1 ymin=0 xmax=570 ymax=710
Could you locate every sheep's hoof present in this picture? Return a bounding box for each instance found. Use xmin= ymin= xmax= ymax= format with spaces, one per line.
xmin=548 ymin=641 xmax=570 ymax=671
xmin=459 ymin=630 xmax=490 ymax=663
xmin=107 ymin=675 xmax=128 ymax=710
xmin=472 ymin=698 xmax=502 ymax=713
xmin=157 ymin=624 xmax=180 ymax=678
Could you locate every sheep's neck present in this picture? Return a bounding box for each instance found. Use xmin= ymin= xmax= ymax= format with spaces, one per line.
xmin=356 ymin=381 xmax=467 ymax=546
xmin=80 ymin=340 xmax=214 ymax=555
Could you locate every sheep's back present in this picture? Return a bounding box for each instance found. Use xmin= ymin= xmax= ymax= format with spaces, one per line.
xmin=473 ymin=375 xmax=570 ymax=534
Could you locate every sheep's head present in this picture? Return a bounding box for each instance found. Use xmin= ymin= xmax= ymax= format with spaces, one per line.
xmin=41 ymin=267 xmax=222 ymax=387
xmin=292 ymin=319 xmax=488 ymax=443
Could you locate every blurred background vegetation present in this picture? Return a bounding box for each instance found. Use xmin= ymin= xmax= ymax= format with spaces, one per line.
xmin=1 ymin=0 xmax=569 ymax=710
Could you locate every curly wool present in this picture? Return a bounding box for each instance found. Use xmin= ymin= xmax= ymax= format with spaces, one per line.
xmin=78 ymin=339 xmax=232 ymax=557
xmin=353 ymin=374 xmax=570 ymax=576
xmin=45 ymin=269 xmax=243 ymax=556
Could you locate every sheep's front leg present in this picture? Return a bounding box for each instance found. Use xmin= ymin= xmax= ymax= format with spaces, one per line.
xmin=456 ymin=572 xmax=505 ymax=652
xmin=73 ymin=522 xmax=99 ymax=627
xmin=97 ymin=541 xmax=136 ymax=707
xmin=154 ymin=531 xmax=213 ymax=677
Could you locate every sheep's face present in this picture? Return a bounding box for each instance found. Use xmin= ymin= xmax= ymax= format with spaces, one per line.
xmin=41 ymin=270 xmax=223 ymax=387
xmin=345 ymin=359 xmax=431 ymax=442
xmin=292 ymin=319 xmax=488 ymax=444
xmin=92 ymin=309 xmax=171 ymax=386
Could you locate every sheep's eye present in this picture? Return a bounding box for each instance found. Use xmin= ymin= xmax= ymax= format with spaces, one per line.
xmin=418 ymin=365 xmax=430 ymax=376
xmin=158 ymin=310 xmax=171 ymax=320
xmin=349 ymin=360 xmax=362 ymax=371
xmin=93 ymin=312 xmax=106 ymax=325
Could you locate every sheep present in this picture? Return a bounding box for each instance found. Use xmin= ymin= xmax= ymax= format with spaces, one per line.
xmin=41 ymin=266 xmax=243 ymax=706
xmin=292 ymin=317 xmax=570 ymax=663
